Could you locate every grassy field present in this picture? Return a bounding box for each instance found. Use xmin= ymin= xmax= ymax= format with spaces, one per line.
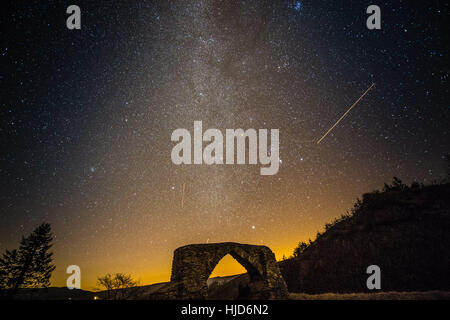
xmin=289 ymin=291 xmax=450 ymax=300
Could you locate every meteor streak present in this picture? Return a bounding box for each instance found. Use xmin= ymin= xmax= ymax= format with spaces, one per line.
xmin=181 ymin=183 xmax=186 ymax=208
xmin=317 ymin=83 xmax=375 ymax=144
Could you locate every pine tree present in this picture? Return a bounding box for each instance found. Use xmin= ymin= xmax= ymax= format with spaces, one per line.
xmin=0 ymin=223 xmax=56 ymax=298
xmin=0 ymin=249 xmax=20 ymax=289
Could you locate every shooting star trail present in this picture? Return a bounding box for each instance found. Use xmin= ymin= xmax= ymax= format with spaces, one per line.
xmin=317 ymin=83 xmax=375 ymax=144
xmin=181 ymin=183 xmax=186 ymax=208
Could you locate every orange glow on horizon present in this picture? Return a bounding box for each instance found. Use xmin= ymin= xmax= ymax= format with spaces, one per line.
xmin=49 ymin=233 xmax=316 ymax=290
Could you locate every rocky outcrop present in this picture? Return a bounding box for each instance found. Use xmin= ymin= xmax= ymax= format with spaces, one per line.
xmin=169 ymin=242 xmax=288 ymax=299
xmin=279 ymin=183 xmax=450 ymax=293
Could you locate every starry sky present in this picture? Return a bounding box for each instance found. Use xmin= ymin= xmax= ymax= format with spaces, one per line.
xmin=1 ymin=0 xmax=448 ymax=289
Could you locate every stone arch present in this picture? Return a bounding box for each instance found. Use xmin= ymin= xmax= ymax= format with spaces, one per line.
xmin=170 ymin=242 xmax=288 ymax=299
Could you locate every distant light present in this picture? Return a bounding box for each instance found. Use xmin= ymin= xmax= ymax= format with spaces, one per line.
xmin=252 ymin=225 xmax=256 ymax=230
xmin=295 ymin=1 xmax=302 ymax=11
xmin=93 ymin=296 xmax=99 ymax=300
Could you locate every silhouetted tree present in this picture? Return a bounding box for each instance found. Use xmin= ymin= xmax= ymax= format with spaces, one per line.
xmin=410 ymin=181 xmax=421 ymax=189
xmin=0 ymin=223 xmax=55 ymax=298
xmin=293 ymin=242 xmax=308 ymax=258
xmin=383 ymin=177 xmax=407 ymax=192
xmin=96 ymin=273 xmax=140 ymax=300
xmin=0 ymin=249 xmax=20 ymax=290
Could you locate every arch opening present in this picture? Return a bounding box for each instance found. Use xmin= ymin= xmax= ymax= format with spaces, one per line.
xmin=209 ymin=254 xmax=247 ymax=279
xmin=206 ymin=253 xmax=253 ymax=299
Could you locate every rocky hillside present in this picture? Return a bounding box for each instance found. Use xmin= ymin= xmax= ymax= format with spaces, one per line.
xmin=279 ymin=181 xmax=450 ymax=293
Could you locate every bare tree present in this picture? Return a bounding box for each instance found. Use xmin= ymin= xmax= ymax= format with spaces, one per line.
xmin=96 ymin=273 xmax=141 ymax=300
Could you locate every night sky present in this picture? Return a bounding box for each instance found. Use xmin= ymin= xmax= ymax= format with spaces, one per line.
xmin=1 ymin=0 xmax=448 ymax=289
